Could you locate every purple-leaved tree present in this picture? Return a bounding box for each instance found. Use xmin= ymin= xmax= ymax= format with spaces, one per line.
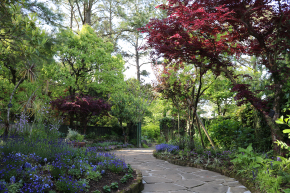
xmin=50 ymin=94 xmax=111 ymax=134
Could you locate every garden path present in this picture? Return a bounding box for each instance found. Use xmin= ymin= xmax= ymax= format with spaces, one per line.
xmin=113 ymin=146 xmax=251 ymax=193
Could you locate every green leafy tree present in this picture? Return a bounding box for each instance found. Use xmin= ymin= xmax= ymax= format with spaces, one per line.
xmin=110 ymin=91 xmax=135 ymax=143
xmin=54 ymin=24 xmax=125 ymax=125
xmin=0 ymin=1 xmax=58 ymax=135
xmin=110 ymin=79 xmax=153 ymax=143
xmin=203 ymin=75 xmax=234 ymax=117
xmin=55 ymin=24 xmax=125 ymax=96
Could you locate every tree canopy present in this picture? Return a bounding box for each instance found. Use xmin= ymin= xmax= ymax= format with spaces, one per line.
xmin=141 ymin=0 xmax=290 ymax=149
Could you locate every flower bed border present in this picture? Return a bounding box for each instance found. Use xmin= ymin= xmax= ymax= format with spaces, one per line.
xmin=119 ymin=169 xmax=144 ymax=193
xmin=153 ymin=150 xmax=261 ymax=193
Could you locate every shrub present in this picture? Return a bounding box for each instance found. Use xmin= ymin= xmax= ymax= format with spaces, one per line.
xmin=208 ymin=118 xmax=255 ymax=149
xmin=66 ymin=128 xmax=84 ymax=141
xmin=142 ymin=144 xmax=149 ymax=148
xmin=169 ymin=135 xmax=195 ymax=150
xmin=130 ymin=139 xmax=137 ymax=146
xmin=142 ymin=123 xmax=160 ymax=139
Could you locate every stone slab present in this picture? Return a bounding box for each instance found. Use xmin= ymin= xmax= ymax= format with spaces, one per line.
xmin=142 ymin=183 xmax=186 ymax=192
xmin=176 ymin=179 xmax=205 ymax=188
xmin=190 ymin=183 xmax=228 ymax=193
xmin=143 ymin=176 xmax=173 ymax=184
xmin=229 ymin=187 xmax=250 ymax=193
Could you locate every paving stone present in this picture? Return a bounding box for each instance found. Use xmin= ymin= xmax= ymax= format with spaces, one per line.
xmin=179 ymin=173 xmax=201 ymax=180
xmin=162 ymin=173 xmax=183 ymax=181
xmin=223 ymin=181 xmax=241 ymax=187
xmin=143 ymin=183 xmax=187 ymax=192
xmin=228 ymin=187 xmax=250 ymax=193
xmin=151 ymin=169 xmax=181 ymax=175
xmin=143 ymin=166 xmax=165 ymax=171
xmin=195 ymin=175 xmax=217 ymax=182
xmin=207 ymin=179 xmax=226 ymax=185
xmin=112 ymin=147 xmax=251 ymax=193
xmin=143 ymin=176 xmax=174 ymax=184
xmin=190 ymin=183 xmax=229 ymax=193
xmin=176 ymin=167 xmax=202 ymax=173
xmin=175 ymin=179 xmax=205 ymax=188
xmin=180 ymin=173 xmax=216 ymax=182
xmin=195 ymin=169 xmax=225 ymax=177
xmin=224 ymin=177 xmax=237 ymax=182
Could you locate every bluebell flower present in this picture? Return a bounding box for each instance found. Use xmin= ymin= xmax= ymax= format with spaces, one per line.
xmin=10 ymin=176 xmax=15 ymax=184
xmin=277 ymin=157 xmax=282 ymax=162
xmin=101 ymin=170 xmax=105 ymax=174
xmin=44 ymin=158 xmax=47 ymax=162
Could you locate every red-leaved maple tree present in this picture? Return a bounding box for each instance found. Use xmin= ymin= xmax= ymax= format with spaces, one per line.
xmin=141 ymin=0 xmax=290 ymax=152
xmin=50 ymin=94 xmax=111 ymax=134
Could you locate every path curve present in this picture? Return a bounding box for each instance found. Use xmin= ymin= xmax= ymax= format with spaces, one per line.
xmin=113 ymin=146 xmax=251 ymax=193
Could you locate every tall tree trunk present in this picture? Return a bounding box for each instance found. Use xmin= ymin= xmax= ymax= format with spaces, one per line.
xmin=177 ymin=104 xmax=180 ymax=135
xmin=136 ymin=37 xmax=140 ymax=82
xmin=196 ymin=117 xmax=205 ymax=149
xmin=196 ymin=112 xmax=216 ymax=149
xmin=70 ymin=4 xmax=73 ymax=29
xmin=109 ymin=0 xmax=113 ymax=39
xmin=119 ymin=119 xmax=126 ymax=144
xmin=69 ymin=86 xmax=76 ymax=128
xmin=5 ymin=76 xmax=25 ymax=136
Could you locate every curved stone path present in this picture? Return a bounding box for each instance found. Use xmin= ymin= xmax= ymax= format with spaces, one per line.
xmin=113 ymin=146 xmax=251 ymax=193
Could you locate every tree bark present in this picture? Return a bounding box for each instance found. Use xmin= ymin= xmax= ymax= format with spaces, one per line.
xmin=195 ymin=112 xmax=216 ymax=149
xmin=135 ymin=37 xmax=140 ymax=82
xmin=5 ymin=76 xmax=25 ymax=136
xmin=196 ymin=117 xmax=205 ymax=149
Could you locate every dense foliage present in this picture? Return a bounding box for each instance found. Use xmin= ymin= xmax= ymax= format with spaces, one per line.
xmin=141 ymin=0 xmax=290 ymax=152
xmin=50 ymin=94 xmax=111 ymax=134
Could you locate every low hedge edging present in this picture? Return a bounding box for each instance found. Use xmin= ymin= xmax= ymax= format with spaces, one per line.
xmin=153 ymin=150 xmax=260 ymax=193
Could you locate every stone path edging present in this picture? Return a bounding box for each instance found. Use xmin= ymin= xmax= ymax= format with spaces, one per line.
xmin=120 ymin=169 xmax=144 ymax=193
xmin=113 ymin=147 xmax=253 ymax=193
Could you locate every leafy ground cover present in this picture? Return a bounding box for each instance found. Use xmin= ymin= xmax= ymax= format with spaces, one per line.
xmin=155 ymin=143 xmax=290 ymax=193
xmin=0 ymin=136 xmax=137 ymax=193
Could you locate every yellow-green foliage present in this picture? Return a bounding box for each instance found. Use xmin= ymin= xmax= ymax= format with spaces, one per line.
xmin=142 ymin=123 xmax=159 ymax=139
xmin=142 ymin=144 xmax=149 ymax=148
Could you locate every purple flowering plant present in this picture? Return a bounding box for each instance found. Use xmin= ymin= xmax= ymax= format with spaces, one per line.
xmin=0 ymin=136 xmax=130 ymax=193
xmin=156 ymin=143 xmax=179 ymax=153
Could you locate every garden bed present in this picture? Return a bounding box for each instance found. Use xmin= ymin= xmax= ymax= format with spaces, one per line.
xmin=0 ymin=137 xmax=142 ymax=193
